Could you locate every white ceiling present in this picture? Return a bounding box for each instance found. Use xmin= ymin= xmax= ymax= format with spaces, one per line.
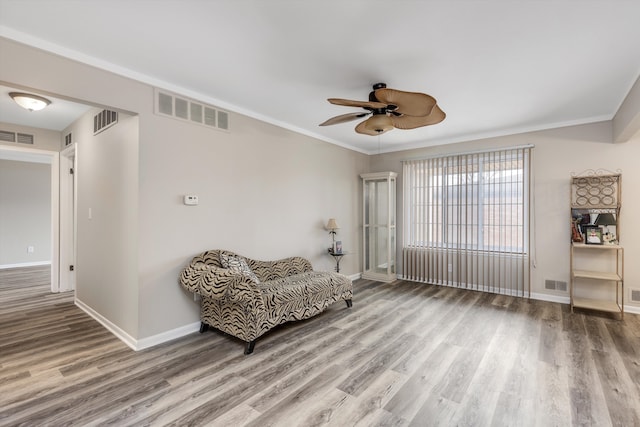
xmin=0 ymin=0 xmax=639 ymax=154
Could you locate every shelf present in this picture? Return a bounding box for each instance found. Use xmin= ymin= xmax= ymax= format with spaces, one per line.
xmin=570 ymin=172 xmax=623 ymax=319
xmin=572 ymin=243 xmax=622 ymax=250
xmin=572 ymin=270 xmax=621 ymax=281
xmin=572 ymin=297 xmax=621 ymax=313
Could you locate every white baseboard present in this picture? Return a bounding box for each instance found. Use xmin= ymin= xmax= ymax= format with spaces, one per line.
xmin=348 ymin=272 xmax=362 ymax=281
xmin=530 ymin=292 xmax=570 ymax=305
xmin=394 ymin=281 xmax=640 ymax=314
xmin=136 ymin=322 xmax=201 ymax=350
xmin=75 ymin=297 xmax=201 ymax=351
xmin=0 ymin=261 xmax=51 ymax=269
xmin=75 ymin=298 xmax=138 ymax=351
xmin=622 ymin=305 xmax=640 ymax=315
xmin=510 ymin=292 xmax=640 ymax=315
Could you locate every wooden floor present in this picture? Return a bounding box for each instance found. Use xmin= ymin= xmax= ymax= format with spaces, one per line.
xmin=1 ymin=266 xmax=640 ymax=426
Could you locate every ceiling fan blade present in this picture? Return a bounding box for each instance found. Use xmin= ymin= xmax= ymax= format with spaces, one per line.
xmin=328 ymin=98 xmax=387 ymax=109
xmin=355 ymin=117 xmax=393 ymax=136
xmin=374 ymin=88 xmax=437 ymax=117
xmin=319 ymin=112 xmax=371 ymax=126
xmin=390 ymin=104 xmax=446 ymax=129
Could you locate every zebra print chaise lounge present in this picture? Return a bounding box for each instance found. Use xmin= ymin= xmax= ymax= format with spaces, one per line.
xmin=180 ymin=249 xmax=353 ymax=354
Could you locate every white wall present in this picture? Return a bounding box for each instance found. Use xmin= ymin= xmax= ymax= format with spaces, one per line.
xmin=0 ymin=158 xmax=51 ymax=265
xmin=371 ymin=121 xmax=640 ymax=309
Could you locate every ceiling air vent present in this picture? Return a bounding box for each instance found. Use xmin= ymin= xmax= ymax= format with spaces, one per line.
xmin=65 ymin=132 xmax=73 ymax=146
xmin=154 ymin=89 xmax=229 ymax=132
xmin=93 ymin=109 xmax=118 ymax=135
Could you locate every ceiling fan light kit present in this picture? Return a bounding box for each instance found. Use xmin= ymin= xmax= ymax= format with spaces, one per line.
xmin=320 ymin=83 xmax=445 ymax=136
xmin=365 ymin=114 xmax=394 ymax=133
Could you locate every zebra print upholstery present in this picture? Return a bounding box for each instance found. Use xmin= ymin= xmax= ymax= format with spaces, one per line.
xmin=180 ymin=250 xmax=353 ymax=354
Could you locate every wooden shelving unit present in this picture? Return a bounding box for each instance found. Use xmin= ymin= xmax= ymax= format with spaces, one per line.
xmin=569 ymin=171 xmax=623 ymax=319
xmin=570 ymin=243 xmax=623 ymax=317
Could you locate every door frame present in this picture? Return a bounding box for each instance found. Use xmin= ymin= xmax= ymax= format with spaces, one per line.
xmin=59 ymin=143 xmax=76 ymax=292
xmin=0 ymin=144 xmax=60 ymax=292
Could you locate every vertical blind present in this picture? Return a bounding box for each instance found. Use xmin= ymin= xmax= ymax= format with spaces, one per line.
xmin=402 ymin=146 xmax=532 ymax=297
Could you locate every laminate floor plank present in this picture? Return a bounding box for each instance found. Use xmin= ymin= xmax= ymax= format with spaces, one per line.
xmin=563 ymin=313 xmax=611 ymax=427
xmin=384 ymin=341 xmax=462 ymax=421
xmin=329 ymin=369 xmax=408 ymax=427
xmin=244 ymin=364 xmax=346 ymax=427
xmin=2 ymin=266 xmax=640 ymax=426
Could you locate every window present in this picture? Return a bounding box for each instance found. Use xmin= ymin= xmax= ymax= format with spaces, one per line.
xmin=402 ymin=146 xmax=532 ymax=296
xmin=404 ymin=147 xmax=530 ymax=253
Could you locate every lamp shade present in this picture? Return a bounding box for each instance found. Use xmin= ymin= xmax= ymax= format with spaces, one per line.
xmin=326 ymin=218 xmax=339 ymax=231
xmin=9 ymin=92 xmax=51 ymax=111
xmin=594 ymin=213 xmax=616 ymax=226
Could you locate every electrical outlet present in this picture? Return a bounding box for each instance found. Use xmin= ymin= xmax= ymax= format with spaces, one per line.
xmin=27 ymin=246 xmax=34 ymax=254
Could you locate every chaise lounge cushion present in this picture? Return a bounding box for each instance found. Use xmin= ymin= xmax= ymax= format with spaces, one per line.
xmin=220 ymin=252 xmax=260 ymax=284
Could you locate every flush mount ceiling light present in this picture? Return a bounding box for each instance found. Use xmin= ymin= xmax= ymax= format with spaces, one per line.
xmin=9 ymin=92 xmax=51 ymax=111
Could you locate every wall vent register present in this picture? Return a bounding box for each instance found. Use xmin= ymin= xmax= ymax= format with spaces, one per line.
xmin=93 ymin=110 xmax=118 ymax=135
xmin=155 ymin=89 xmax=229 ymax=131
xmin=0 ymin=129 xmax=34 ymax=144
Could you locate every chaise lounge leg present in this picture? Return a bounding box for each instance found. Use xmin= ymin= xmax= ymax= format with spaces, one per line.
xmin=245 ymin=340 xmax=256 ymax=355
xmin=199 ymin=322 xmax=209 ymax=333
xmin=346 ymin=299 xmax=352 ymax=308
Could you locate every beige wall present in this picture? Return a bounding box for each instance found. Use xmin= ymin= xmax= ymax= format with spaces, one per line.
xmin=137 ymin=109 xmax=367 ymax=337
xmin=0 ymin=37 xmax=368 ymax=342
xmin=0 ymin=158 xmax=51 ymax=265
xmin=63 ymin=108 xmax=140 ymax=338
xmin=371 ymin=121 xmax=640 ymax=309
xmin=0 ymin=122 xmax=59 ymax=268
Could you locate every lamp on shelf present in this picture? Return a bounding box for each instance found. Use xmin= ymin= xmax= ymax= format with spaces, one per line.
xmin=595 ymin=212 xmax=617 ymax=244
xmin=326 ymin=218 xmax=339 ymax=250
xmin=9 ymin=92 xmax=51 ymax=111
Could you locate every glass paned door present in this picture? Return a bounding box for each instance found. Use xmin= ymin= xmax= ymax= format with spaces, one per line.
xmin=361 ymin=172 xmax=397 ymax=282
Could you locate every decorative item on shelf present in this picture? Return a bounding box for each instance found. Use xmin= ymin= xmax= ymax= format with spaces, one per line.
xmin=326 ymin=218 xmax=339 ymax=250
xmin=571 ymin=219 xmax=584 ymax=243
xmin=334 ymin=241 xmax=343 ymax=254
xmin=583 ymin=225 xmax=603 ymax=245
xmin=594 ymin=212 xmax=617 ymax=244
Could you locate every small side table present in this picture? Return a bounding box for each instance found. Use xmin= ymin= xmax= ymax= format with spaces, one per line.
xmin=327 ymin=249 xmax=346 ymax=273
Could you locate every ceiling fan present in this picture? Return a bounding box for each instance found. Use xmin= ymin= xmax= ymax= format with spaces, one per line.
xmin=319 ymin=83 xmax=445 ymax=136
